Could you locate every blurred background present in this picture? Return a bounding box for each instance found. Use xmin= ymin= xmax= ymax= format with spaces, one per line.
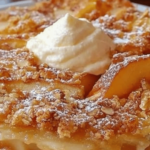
xmin=0 ymin=0 xmax=150 ymax=6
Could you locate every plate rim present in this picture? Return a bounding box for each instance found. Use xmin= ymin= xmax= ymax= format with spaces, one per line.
xmin=133 ymin=3 xmax=150 ymax=11
xmin=0 ymin=1 xmax=35 ymax=10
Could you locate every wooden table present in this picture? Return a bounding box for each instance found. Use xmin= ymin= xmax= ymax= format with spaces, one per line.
xmin=131 ymin=0 xmax=150 ymax=6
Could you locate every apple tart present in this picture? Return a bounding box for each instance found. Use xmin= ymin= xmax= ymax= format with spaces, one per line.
xmin=1 ymin=0 xmax=150 ymax=150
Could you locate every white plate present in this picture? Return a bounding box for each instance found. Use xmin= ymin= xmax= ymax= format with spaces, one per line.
xmin=134 ymin=3 xmax=149 ymax=11
xmin=0 ymin=1 xmax=35 ymax=10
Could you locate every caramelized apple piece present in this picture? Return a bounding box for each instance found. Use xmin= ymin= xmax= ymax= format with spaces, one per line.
xmin=89 ymin=55 xmax=150 ymax=98
xmin=80 ymin=74 xmax=100 ymax=96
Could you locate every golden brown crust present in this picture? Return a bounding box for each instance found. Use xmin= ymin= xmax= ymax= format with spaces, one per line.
xmin=0 ymin=78 xmax=148 ymax=140
xmin=94 ymin=7 xmax=150 ymax=54
xmin=1 ymin=0 xmax=150 ymax=145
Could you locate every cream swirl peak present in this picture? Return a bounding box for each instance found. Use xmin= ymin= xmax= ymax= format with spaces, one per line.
xmin=27 ymin=13 xmax=115 ymax=75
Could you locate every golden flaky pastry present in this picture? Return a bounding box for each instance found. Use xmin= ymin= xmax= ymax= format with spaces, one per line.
xmin=1 ymin=0 xmax=150 ymax=150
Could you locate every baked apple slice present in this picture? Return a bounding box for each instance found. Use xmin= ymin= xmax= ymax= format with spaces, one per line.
xmin=89 ymin=54 xmax=150 ymax=98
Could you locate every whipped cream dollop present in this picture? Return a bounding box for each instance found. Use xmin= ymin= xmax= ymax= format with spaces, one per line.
xmin=27 ymin=14 xmax=115 ymax=75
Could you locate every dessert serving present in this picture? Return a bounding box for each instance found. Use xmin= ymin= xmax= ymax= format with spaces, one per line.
xmin=1 ymin=0 xmax=150 ymax=150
